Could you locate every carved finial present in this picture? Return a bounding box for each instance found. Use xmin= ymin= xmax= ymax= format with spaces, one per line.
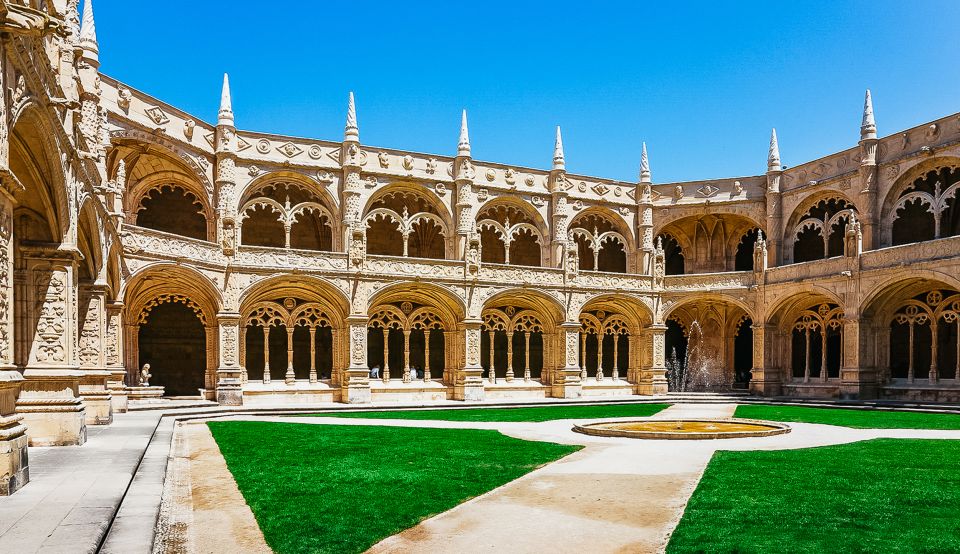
xmin=553 ymin=126 xmax=565 ymax=171
xmin=79 ymin=0 xmax=98 ymax=61
xmin=458 ymin=109 xmax=471 ymax=157
xmin=861 ymin=89 xmax=876 ymax=140
xmin=656 ymin=236 xmax=664 ymax=251
xmin=639 ymin=142 xmax=651 ymax=183
xmin=116 ymin=159 xmax=126 ymax=188
xmin=344 ymin=91 xmax=359 ymax=142
xmin=218 ymin=73 xmax=234 ymax=127
xmin=767 ymin=128 xmax=781 ymax=172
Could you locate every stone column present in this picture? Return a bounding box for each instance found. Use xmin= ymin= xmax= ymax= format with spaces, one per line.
xmin=284 ymin=327 xmax=295 ymax=385
xmin=0 ymin=191 xmax=27 ymax=492
xmin=215 ymin=312 xmax=243 ymax=405
xmin=262 ymin=326 xmax=270 ymax=383
xmin=77 ymin=283 xmax=112 ymax=425
xmin=839 ymin=316 xmax=877 ymax=400
xmin=637 ymin=324 xmax=668 ymax=395
xmin=381 ymin=327 xmax=390 ymax=383
xmin=402 ymin=329 xmax=412 ymax=383
xmin=749 ymin=323 xmax=782 ymax=396
xmin=17 ymin=250 xmax=86 ymax=446
xmin=487 ymin=330 xmax=496 ymax=383
xmin=455 ymin=319 xmax=485 ymax=401
xmin=342 ymin=315 xmax=371 ymax=403
xmin=551 ymin=322 xmax=583 ymax=398
xmin=523 ymin=331 xmax=531 ymax=382
xmin=105 ymin=300 xmax=128 ymax=412
xmin=612 ymin=334 xmax=620 ymax=381
xmin=308 ymin=327 xmax=318 ymax=383
xmin=503 ymin=331 xmax=514 ymax=381
xmin=424 ymin=330 xmax=431 ymax=382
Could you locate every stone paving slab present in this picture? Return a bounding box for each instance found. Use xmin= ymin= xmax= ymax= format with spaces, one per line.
xmin=0 ymin=411 xmax=162 ymax=554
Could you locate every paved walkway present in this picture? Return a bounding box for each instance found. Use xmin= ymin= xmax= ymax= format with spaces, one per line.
xmin=0 ymin=411 xmax=163 ymax=553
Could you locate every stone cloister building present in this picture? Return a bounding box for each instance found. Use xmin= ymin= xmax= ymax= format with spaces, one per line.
xmin=3 ymin=0 xmax=960 ymax=493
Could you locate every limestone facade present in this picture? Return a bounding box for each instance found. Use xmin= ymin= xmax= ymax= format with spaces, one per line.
xmin=0 ymin=0 xmax=959 ymax=480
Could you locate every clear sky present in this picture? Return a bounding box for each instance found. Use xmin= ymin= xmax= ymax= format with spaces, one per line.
xmin=94 ymin=1 xmax=960 ymax=183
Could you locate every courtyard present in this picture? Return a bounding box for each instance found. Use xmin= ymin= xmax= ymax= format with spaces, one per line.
xmin=4 ymin=397 xmax=960 ymax=553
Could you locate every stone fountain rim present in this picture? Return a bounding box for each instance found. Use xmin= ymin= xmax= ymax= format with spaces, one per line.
xmin=571 ymin=417 xmax=792 ymax=440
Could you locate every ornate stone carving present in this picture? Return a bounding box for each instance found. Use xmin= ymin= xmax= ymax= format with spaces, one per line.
xmin=34 ymin=271 xmax=67 ymax=363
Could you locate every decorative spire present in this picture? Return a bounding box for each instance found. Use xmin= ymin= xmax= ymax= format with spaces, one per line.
xmin=218 ymin=73 xmax=234 ymax=127
xmin=79 ymin=0 xmax=98 ymax=60
xmin=458 ymin=110 xmax=470 ymax=157
xmin=639 ymin=142 xmax=651 ymax=183
xmin=767 ymin=128 xmax=781 ymax=172
xmin=553 ymin=126 xmax=565 ymax=171
xmin=861 ymin=89 xmax=876 ymax=140
xmin=344 ymin=91 xmax=359 ymax=142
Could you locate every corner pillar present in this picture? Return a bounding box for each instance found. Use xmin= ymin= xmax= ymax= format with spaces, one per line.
xmin=839 ymin=316 xmax=878 ymax=399
xmin=342 ymin=315 xmax=371 ymax=404
xmin=215 ymin=312 xmax=243 ymax=405
xmin=456 ymin=320 xmax=485 ymax=401
xmin=749 ymin=323 xmax=782 ymax=396
xmin=77 ymin=283 xmax=112 ymax=425
xmin=552 ymin=322 xmax=583 ymax=398
xmin=637 ymin=324 xmax=668 ymax=395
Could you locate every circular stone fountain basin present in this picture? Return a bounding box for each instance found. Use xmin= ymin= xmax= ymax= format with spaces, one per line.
xmin=572 ymin=418 xmax=791 ymax=440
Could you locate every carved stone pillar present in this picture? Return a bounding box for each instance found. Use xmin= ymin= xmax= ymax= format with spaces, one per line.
xmin=17 ymin=251 xmax=86 ymax=446
xmin=749 ymin=323 xmax=782 ymax=396
xmin=77 ymin=283 xmax=112 ymax=425
xmin=105 ymin=300 xmax=128 ymax=412
xmin=552 ymin=322 xmax=583 ymax=399
xmin=637 ymin=324 xmax=668 ymax=395
xmin=839 ymin=316 xmax=877 ymax=400
xmin=216 ymin=312 xmax=243 ymax=405
xmin=342 ymin=315 xmax=371 ymax=403
xmin=0 ymin=163 xmax=26 ymax=492
xmin=456 ymin=320 xmax=485 ymax=401
xmin=505 ymin=331 xmax=514 ymax=382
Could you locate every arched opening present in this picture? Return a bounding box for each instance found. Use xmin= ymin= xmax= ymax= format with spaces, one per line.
xmin=241 ymin=204 xmax=285 ymax=248
xmin=242 ymin=301 xmax=335 ymax=383
xmin=239 ymin=181 xmax=335 ymax=251
xmin=476 ymin=203 xmax=546 ymax=267
xmin=888 ymin=290 xmax=960 ymax=382
xmin=365 ymin=189 xmax=448 ymax=259
xmin=665 ymin=319 xmax=688 ymax=387
xmin=658 ymin=234 xmax=685 ymax=275
xmin=791 ymin=198 xmax=855 ymax=263
xmin=570 ymin=212 xmax=630 ymax=273
xmin=138 ymin=302 xmax=206 ymax=396
xmin=136 ymin=184 xmax=207 ymax=240
xmin=368 ymin=303 xmax=448 ymax=382
xmin=733 ymin=317 xmax=753 ymax=387
xmin=790 ymin=303 xmax=842 ymax=382
xmin=890 ymin=167 xmax=960 ymax=246
xmin=482 ymin=309 xmax=545 ymax=382
xmin=735 ymin=229 xmax=760 ymax=271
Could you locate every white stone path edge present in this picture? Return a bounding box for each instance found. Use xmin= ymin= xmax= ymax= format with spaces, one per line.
xmin=207 ymin=403 xmax=960 ymax=554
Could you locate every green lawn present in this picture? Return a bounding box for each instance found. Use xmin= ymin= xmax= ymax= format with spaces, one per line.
xmin=208 ymin=421 xmax=579 ymax=554
xmin=313 ymin=402 xmax=669 ymax=422
xmin=736 ymin=404 xmax=960 ymax=429
xmin=668 ymin=438 xmax=960 ymax=553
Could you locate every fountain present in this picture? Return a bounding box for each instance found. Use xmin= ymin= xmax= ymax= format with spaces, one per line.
xmin=572 ymin=418 xmax=791 ymax=440
xmin=667 ymin=319 xmax=733 ymax=392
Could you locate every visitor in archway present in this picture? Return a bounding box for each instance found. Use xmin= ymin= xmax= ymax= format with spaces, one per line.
xmin=370 ymin=364 xmax=380 ymax=379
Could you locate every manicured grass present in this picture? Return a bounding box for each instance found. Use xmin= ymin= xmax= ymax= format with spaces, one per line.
xmin=735 ymin=404 xmax=960 ymax=429
xmin=667 ymin=439 xmax=960 ymax=553
xmin=208 ymin=421 xmax=579 ymax=554
xmin=314 ymin=402 xmax=669 ymax=422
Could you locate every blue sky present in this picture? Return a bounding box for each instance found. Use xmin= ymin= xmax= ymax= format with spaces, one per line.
xmin=95 ymin=1 xmax=960 ymax=183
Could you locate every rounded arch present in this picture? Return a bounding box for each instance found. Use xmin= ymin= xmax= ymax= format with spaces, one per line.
xmin=656 ymin=213 xmax=763 ymax=273
xmin=238 ymin=274 xmax=350 ymax=323
xmin=76 ymin=198 xmax=104 ymax=283
xmin=475 ymin=198 xmax=548 ymax=267
xmin=11 ymin=104 xmax=71 ymax=243
xmin=580 ymin=293 xmax=654 ymax=330
xmin=765 ymin=285 xmax=845 ymax=331
xmin=482 ymin=288 xmax=565 ymax=327
xmin=123 ymin=264 xmax=222 ymax=323
xmin=367 ymin=282 xmax=465 ymax=328
xmin=237 ymin=170 xmax=340 ymax=214
xmin=859 ymin=271 xmax=960 ymax=321
xmin=662 ymin=293 xmax=756 ymax=325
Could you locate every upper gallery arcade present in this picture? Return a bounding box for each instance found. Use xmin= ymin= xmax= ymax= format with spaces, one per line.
xmin=2 ymin=0 xmax=960 ymax=451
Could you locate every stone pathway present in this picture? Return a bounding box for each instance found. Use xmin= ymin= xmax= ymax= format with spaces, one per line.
xmin=0 ymin=411 xmax=163 ymax=553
